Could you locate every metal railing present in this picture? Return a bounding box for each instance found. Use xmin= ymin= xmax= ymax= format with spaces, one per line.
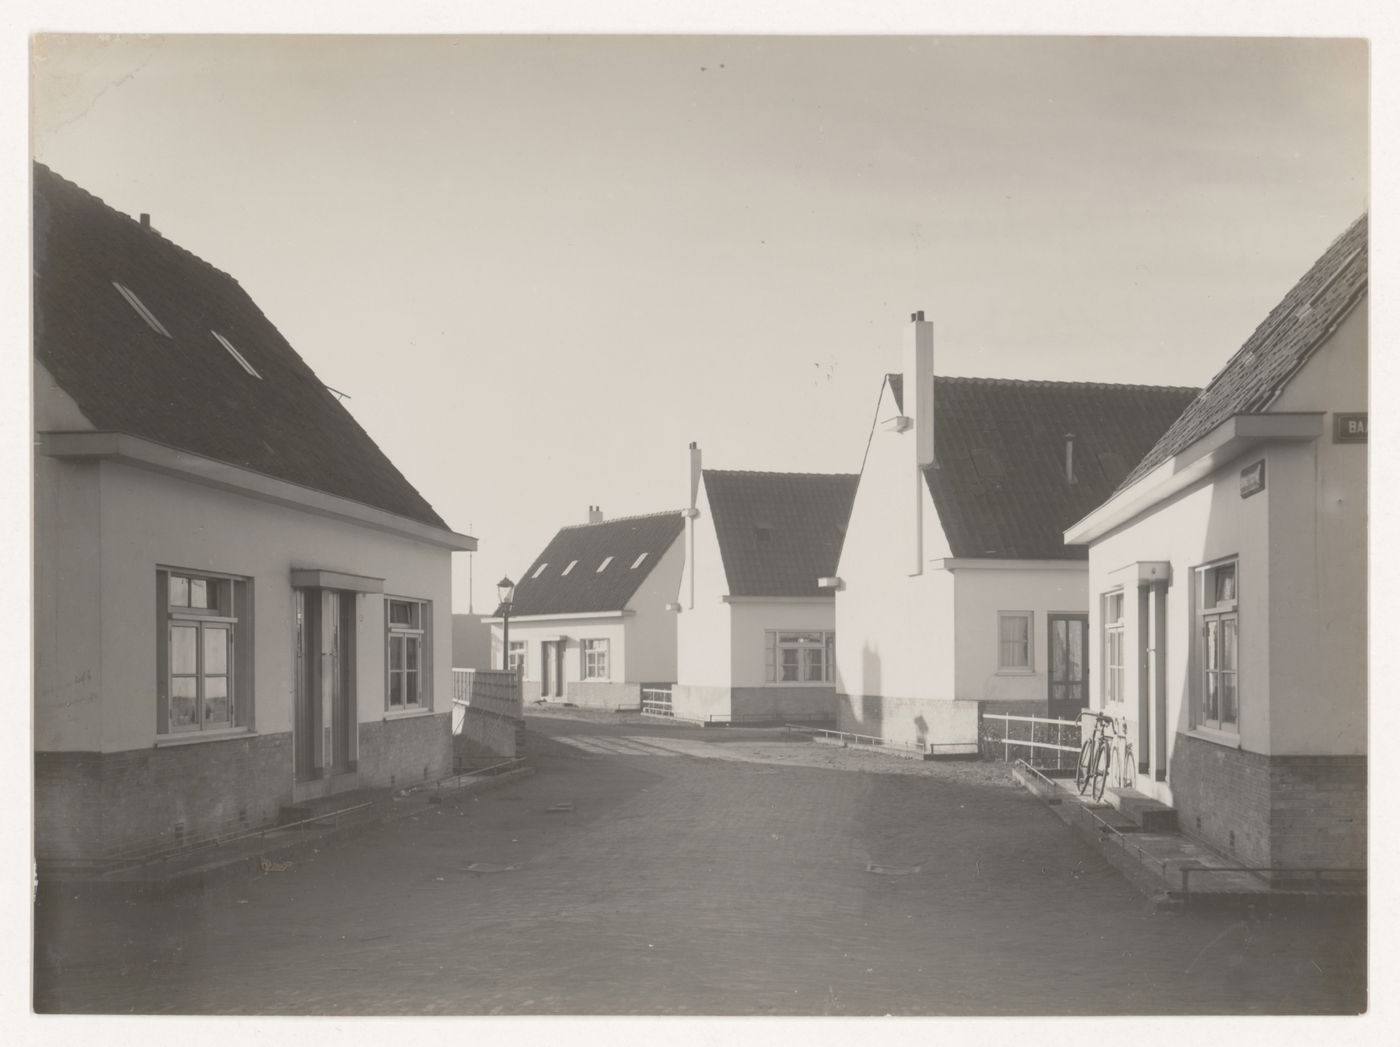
xmin=982 ymin=712 xmax=1081 ymax=769
xmin=640 ymin=685 xmax=674 ymax=717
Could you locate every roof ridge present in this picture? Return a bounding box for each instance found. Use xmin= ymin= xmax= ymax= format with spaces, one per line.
xmin=933 ymin=374 xmax=1202 ymax=393
xmin=557 ymin=509 xmax=684 ymax=530
xmin=703 ymin=468 xmax=860 ymax=479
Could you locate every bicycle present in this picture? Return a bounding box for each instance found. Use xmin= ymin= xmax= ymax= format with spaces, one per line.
xmin=1075 ymin=712 xmax=1118 ymax=802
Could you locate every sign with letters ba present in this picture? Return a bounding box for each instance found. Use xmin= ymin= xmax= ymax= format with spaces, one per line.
xmin=1333 ymin=413 xmax=1367 ymax=443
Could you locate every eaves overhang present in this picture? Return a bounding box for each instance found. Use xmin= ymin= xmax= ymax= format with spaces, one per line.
xmin=482 ymin=609 xmax=634 ymax=624
xmin=39 ymin=429 xmax=477 ymax=552
xmin=1063 ymin=412 xmax=1324 ymax=546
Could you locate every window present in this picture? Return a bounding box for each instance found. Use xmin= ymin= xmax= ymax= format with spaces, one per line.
xmin=508 ymin=640 xmax=526 ymax=675
xmin=386 ymin=597 xmax=431 ymax=710
xmin=532 ymin=563 xmax=548 ymax=579
xmin=1103 ymin=591 xmax=1125 ymax=704
xmin=157 ymin=569 xmax=248 ymax=734
xmin=764 ymin=631 xmax=835 ymax=684
xmin=562 ymin=560 xmax=577 ymax=576
xmin=631 ymin=553 xmax=648 ymax=570
xmin=112 ymin=281 xmax=171 ymax=337
xmin=211 ymin=331 xmax=262 ymax=378
xmin=997 ymin=612 xmax=1033 ymax=671
xmin=1195 ymin=559 xmax=1239 ymax=732
xmin=596 ymin=556 xmax=614 ymax=573
xmin=581 ymin=638 xmax=610 ymax=681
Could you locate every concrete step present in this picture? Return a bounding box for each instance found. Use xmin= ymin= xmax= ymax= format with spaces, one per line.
xmin=1109 ymin=787 xmax=1179 ymax=833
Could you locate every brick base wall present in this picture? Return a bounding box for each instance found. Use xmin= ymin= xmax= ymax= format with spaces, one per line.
xmin=567 ymin=681 xmax=642 ymax=708
xmin=731 ymin=686 xmax=835 ymax=721
xmin=456 ymin=706 xmax=524 ymax=759
xmin=34 ymin=732 xmax=294 ymax=860
xmin=356 ymin=712 xmax=453 ymax=791
xmin=1171 ymin=733 xmax=1366 ymax=869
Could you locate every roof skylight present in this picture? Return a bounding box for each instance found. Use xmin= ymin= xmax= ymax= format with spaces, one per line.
xmin=562 ymin=560 xmax=578 ymax=576
xmin=532 ymin=563 xmax=548 ymax=579
xmin=631 ymin=553 xmax=648 ymax=570
xmin=112 ymin=281 xmax=171 ymax=337
xmin=211 ymin=331 xmax=262 ymax=378
xmin=596 ymin=557 xmax=614 ymax=573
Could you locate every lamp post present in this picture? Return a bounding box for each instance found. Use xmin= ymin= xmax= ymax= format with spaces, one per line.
xmin=496 ymin=576 xmax=516 ymax=672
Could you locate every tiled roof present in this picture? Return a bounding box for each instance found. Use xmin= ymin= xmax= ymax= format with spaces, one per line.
xmin=704 ymin=470 xmax=859 ymax=597
xmin=501 ymin=511 xmax=685 ymax=617
xmin=1119 ymin=214 xmax=1368 ymax=488
xmin=32 ymin=162 xmax=449 ymax=530
xmin=889 ymin=374 xmax=1198 ymax=560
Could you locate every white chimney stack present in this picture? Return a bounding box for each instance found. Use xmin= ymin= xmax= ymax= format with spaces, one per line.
xmin=587 ymin=505 xmax=604 ymax=524
xmin=902 ymin=312 xmax=934 ymax=575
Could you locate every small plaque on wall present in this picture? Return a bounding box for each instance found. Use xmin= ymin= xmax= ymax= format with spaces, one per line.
xmin=1240 ymin=459 xmax=1265 ymax=499
xmin=1334 ymin=412 xmax=1367 ymax=443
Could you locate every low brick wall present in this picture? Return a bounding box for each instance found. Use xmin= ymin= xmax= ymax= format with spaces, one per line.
xmin=455 ymin=706 xmax=524 ymax=760
xmin=35 ymin=732 xmax=294 ymax=860
xmin=357 ymin=712 xmax=453 ymax=791
xmin=1171 ymin=734 xmax=1366 ymax=870
xmin=731 ymin=686 xmax=835 ymax=722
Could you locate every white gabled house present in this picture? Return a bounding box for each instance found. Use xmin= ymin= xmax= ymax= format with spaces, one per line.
xmin=488 ymin=507 xmax=685 ymax=707
xmin=1064 ymin=215 xmax=1367 ymax=872
xmin=672 ymin=445 xmax=858 ymax=724
xmin=33 ymin=164 xmax=475 ymax=861
xmin=833 ymin=313 xmax=1197 ymax=754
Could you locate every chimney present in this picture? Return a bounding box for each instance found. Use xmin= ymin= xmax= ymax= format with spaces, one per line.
xmin=587 ymin=505 xmax=604 ymax=524
xmin=1064 ymin=433 xmax=1077 ymax=485
xmin=139 ymin=213 xmax=151 ymax=229
xmin=902 ymin=312 xmax=934 ymax=575
xmin=685 ymin=442 xmax=702 ymax=608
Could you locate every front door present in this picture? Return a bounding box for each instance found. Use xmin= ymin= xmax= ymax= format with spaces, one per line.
xmin=541 ymin=640 xmax=564 ymax=699
xmin=294 ymin=588 xmax=357 ymax=784
xmin=1047 ymin=614 xmax=1089 ymax=720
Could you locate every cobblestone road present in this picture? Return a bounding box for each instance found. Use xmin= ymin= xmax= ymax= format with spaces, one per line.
xmin=34 ymin=714 xmax=1365 ymax=1015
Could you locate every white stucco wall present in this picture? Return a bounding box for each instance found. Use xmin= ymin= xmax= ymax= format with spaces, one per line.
xmin=36 ymin=457 xmax=456 ymax=753
xmin=675 ymin=478 xmax=734 ymax=688
xmin=1082 ymin=296 xmax=1366 ymax=769
xmin=834 ymin=379 xmax=957 ymax=703
xmin=727 ymin=598 xmax=837 ymax=688
xmin=1260 ymin=299 xmax=1367 ymax=754
xmin=951 ymin=564 xmax=1088 ymax=702
xmin=623 ymin=534 xmax=685 ymax=682
xmin=494 ymin=617 xmax=628 ymax=685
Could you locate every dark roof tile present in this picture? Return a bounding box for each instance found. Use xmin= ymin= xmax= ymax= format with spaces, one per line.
xmin=33 ymin=162 xmax=449 ymax=529
xmin=705 ymin=470 xmax=858 ymax=597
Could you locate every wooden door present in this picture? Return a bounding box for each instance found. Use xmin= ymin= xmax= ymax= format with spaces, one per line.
xmin=1047 ymin=614 xmax=1089 ymax=720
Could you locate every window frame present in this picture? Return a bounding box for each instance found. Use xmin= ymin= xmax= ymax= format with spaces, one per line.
xmin=581 ymin=638 xmax=610 ymax=681
xmin=1102 ymin=590 xmax=1125 ymax=705
xmin=385 ymin=596 xmax=431 ymax=712
xmin=157 ymin=568 xmax=248 ymax=736
xmin=764 ymin=630 xmax=836 ymax=686
xmin=1193 ymin=558 xmax=1240 ymax=736
xmin=996 ymin=611 xmax=1034 ymax=673
xmin=507 ymin=640 xmax=526 ymax=676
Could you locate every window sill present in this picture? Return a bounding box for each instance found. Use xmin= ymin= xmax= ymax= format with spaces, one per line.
xmin=1187 ymin=726 xmax=1242 ymax=750
xmin=763 ymin=681 xmax=836 ymax=688
xmin=154 ymin=728 xmax=255 ymax=748
xmin=994 ymin=668 xmax=1036 ymax=677
xmin=383 ymin=707 xmax=435 ymax=721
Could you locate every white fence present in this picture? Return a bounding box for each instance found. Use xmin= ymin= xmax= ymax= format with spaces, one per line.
xmin=452 ymin=667 xmax=522 ymax=731
xmin=981 ymin=712 xmax=1082 ymax=769
xmin=640 ymin=685 xmax=673 ymax=717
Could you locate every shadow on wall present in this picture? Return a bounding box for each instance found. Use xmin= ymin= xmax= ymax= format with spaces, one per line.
xmin=845 ymin=641 xmax=884 ymax=740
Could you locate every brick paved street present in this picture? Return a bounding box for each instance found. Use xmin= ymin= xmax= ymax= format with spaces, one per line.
xmin=34 ymin=714 xmax=1365 ymax=1015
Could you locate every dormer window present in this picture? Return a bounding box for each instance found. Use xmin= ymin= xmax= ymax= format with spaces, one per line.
xmin=562 ymin=560 xmax=578 ymax=576
xmin=112 ymin=281 xmax=171 ymax=337
xmin=211 ymin=331 xmax=262 ymax=378
xmin=596 ymin=557 xmax=614 ymax=573
xmin=631 ymin=553 xmax=648 ymax=570
xmin=532 ymin=563 xmax=548 ymax=579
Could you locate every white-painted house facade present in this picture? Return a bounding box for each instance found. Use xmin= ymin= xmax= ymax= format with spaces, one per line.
xmin=673 ymin=446 xmax=858 ymax=723
xmin=1065 ymin=215 xmax=1367 ymax=872
xmin=489 ymin=509 xmax=685 ymax=708
xmin=834 ymin=314 xmax=1198 ymax=753
xmin=33 ymin=164 xmax=474 ymax=861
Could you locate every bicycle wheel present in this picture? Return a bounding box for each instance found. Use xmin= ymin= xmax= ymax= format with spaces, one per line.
xmin=1075 ymin=738 xmax=1095 ymax=794
xmin=1091 ymin=738 xmax=1112 ymax=802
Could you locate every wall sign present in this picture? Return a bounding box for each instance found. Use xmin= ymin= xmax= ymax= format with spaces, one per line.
xmin=1334 ymin=412 xmax=1367 ymax=443
xmin=1239 ymin=459 xmax=1265 ymax=499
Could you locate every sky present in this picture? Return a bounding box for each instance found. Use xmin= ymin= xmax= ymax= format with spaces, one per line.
xmin=28 ymin=34 xmax=1369 ymax=614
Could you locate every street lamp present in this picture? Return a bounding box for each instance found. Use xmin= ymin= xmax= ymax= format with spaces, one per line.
xmin=496 ymin=576 xmax=516 ymax=672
